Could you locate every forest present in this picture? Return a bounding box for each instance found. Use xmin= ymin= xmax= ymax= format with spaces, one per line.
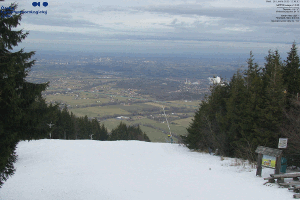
xmin=182 ymin=44 xmax=300 ymax=165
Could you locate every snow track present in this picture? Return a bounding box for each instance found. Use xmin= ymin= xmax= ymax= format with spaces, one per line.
xmin=0 ymin=140 xmax=292 ymax=200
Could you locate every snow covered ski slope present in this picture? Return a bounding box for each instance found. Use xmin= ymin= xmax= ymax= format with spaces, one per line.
xmin=0 ymin=140 xmax=292 ymax=200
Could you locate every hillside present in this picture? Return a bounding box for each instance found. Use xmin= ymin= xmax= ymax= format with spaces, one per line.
xmin=0 ymin=140 xmax=291 ymax=200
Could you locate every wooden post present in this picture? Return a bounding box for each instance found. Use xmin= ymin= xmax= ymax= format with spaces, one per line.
xmin=275 ymin=155 xmax=283 ymax=183
xmin=256 ymin=153 xmax=263 ymax=177
xmin=275 ymin=155 xmax=282 ymax=174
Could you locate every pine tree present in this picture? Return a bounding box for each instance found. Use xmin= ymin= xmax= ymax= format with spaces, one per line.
xmin=52 ymin=108 xmax=63 ymax=139
xmin=0 ymin=3 xmax=47 ymax=187
xmin=91 ymin=118 xmax=101 ymax=140
xmin=110 ymin=122 xmax=127 ymax=140
xmin=143 ymin=133 xmax=151 ymax=142
xmin=61 ymin=105 xmax=73 ymax=139
xmin=99 ymin=124 xmax=108 ymax=141
xmin=110 ymin=122 xmax=151 ymax=142
xmin=18 ymin=96 xmax=49 ymax=140
xmin=184 ymin=79 xmax=229 ymax=154
xmin=226 ymin=51 xmax=283 ymax=160
xmin=225 ymin=70 xmax=249 ymax=157
xmin=280 ymin=44 xmax=300 ymax=164
xmin=260 ymin=50 xmax=285 ymax=147
xmin=45 ymin=103 xmax=59 ymax=139
xmin=283 ymin=42 xmax=300 ymax=102
xmin=71 ymin=112 xmax=79 ymax=139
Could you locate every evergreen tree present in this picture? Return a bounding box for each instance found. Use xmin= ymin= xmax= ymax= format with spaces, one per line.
xmin=143 ymin=133 xmax=151 ymax=142
xmin=18 ymin=97 xmax=49 ymax=140
xmin=283 ymin=42 xmax=300 ymax=102
xmin=225 ymin=71 xmax=249 ymax=158
xmin=61 ymin=105 xmax=73 ymax=139
xmin=184 ymin=49 xmax=290 ymax=161
xmin=281 ymin=99 xmax=300 ymax=164
xmin=260 ymin=50 xmax=285 ymax=146
xmin=110 ymin=122 xmax=151 ymax=142
xmin=99 ymin=124 xmax=109 ymax=141
xmin=42 ymin=105 xmax=108 ymax=141
xmin=52 ymin=108 xmax=63 ymax=139
xmin=110 ymin=122 xmax=127 ymax=140
xmin=45 ymin=103 xmax=59 ymax=139
xmin=184 ymin=79 xmax=229 ymax=154
xmin=236 ymin=52 xmax=264 ymax=160
xmin=76 ymin=116 xmax=85 ymax=139
xmin=70 ymin=112 xmax=79 ymax=139
xmin=0 ymin=3 xmax=47 ymax=187
xmin=91 ymin=118 xmax=101 ymax=140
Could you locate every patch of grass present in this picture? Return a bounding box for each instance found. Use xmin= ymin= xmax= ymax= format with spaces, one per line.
xmin=172 ymin=117 xmax=194 ymax=128
xmin=70 ymin=106 xmax=131 ymax=118
xmin=167 ymin=100 xmax=201 ymax=107
xmin=115 ymin=103 xmax=157 ymax=113
xmin=131 ymin=118 xmax=187 ymax=137
xmin=46 ymin=94 xmax=110 ymax=106
xmin=144 ymin=102 xmax=164 ymax=108
xmin=101 ymin=118 xmax=179 ymax=143
xmin=139 ymin=125 xmax=172 ymax=143
xmin=101 ymin=119 xmax=129 ymax=131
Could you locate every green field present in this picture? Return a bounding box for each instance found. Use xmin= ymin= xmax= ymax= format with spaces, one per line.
xmin=129 ymin=118 xmax=186 ymax=139
xmin=70 ymin=106 xmax=131 ymax=118
xmin=46 ymin=94 xmax=110 ymax=106
xmin=101 ymin=118 xmax=179 ymax=143
xmin=114 ymin=103 xmax=158 ymax=112
xmin=101 ymin=119 xmax=126 ymax=131
xmin=144 ymin=102 xmax=164 ymax=108
xmin=172 ymin=117 xmax=194 ymax=128
xmin=168 ymin=100 xmax=201 ymax=107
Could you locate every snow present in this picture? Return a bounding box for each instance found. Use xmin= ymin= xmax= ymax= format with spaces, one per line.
xmin=0 ymin=140 xmax=293 ymax=200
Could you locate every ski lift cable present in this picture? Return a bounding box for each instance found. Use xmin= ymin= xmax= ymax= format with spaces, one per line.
xmin=162 ymin=106 xmax=172 ymax=138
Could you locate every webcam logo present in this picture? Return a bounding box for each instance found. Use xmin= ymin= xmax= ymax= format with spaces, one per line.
xmin=32 ymin=2 xmax=48 ymax=7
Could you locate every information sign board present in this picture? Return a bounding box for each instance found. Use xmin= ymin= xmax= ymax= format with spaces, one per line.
xmin=255 ymin=146 xmax=283 ymax=176
xmin=278 ymin=138 xmax=288 ymax=149
xmin=262 ymin=155 xmax=276 ymax=168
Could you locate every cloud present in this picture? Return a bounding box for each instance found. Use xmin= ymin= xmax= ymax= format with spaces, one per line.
xmin=171 ymin=18 xmax=178 ymax=25
xmin=2 ymin=0 xmax=298 ymax=56
xmin=23 ymin=14 xmax=102 ymax=28
xmin=135 ymin=4 xmax=273 ymax=24
xmin=92 ymin=5 xmax=131 ymax=13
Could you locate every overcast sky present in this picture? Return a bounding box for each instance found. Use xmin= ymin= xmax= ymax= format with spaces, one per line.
xmin=2 ymin=0 xmax=299 ymax=58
